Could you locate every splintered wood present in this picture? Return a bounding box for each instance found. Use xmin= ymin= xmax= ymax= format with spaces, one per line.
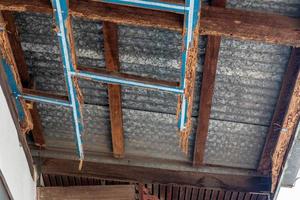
xmin=271 ymin=66 xmax=300 ymax=192
xmin=178 ymin=26 xmax=200 ymax=154
xmin=0 ymin=13 xmax=33 ymax=133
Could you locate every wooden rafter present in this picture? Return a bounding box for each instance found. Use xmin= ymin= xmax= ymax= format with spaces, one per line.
xmin=258 ymin=48 xmax=300 ymax=192
xmin=193 ymin=0 xmax=226 ymax=166
xmin=0 ymin=1 xmax=300 ymax=46
xmin=103 ymin=22 xmax=124 ymax=158
xmin=40 ymin=158 xmax=271 ymax=192
xmin=1 ymin=11 xmax=45 ymax=146
xmin=0 ymin=11 xmax=33 ymax=133
xmin=37 ymin=185 xmax=136 ymax=200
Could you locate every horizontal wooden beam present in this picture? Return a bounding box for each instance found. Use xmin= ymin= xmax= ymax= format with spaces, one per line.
xmin=199 ymin=6 xmax=300 ymax=47
xmin=22 ymin=88 xmax=69 ymax=102
xmin=37 ymin=185 xmax=136 ymax=200
xmin=40 ymin=158 xmax=271 ymax=193
xmin=78 ymin=66 xmax=180 ymax=88
xmin=0 ymin=0 xmax=299 ymax=46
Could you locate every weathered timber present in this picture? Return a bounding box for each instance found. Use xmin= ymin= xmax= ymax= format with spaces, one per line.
xmin=193 ymin=0 xmax=226 ymax=167
xmin=41 ymin=158 xmax=271 ymax=192
xmin=0 ymin=1 xmax=300 ymax=45
xmin=37 ymin=185 xmax=136 ymax=200
xmin=258 ymin=48 xmax=300 ymax=192
xmin=103 ymin=22 xmax=124 ymax=158
xmin=1 ymin=11 xmax=45 ymax=146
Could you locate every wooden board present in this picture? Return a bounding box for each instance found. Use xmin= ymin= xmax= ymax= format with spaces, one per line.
xmin=103 ymin=22 xmax=124 ymax=158
xmin=37 ymin=185 xmax=136 ymax=200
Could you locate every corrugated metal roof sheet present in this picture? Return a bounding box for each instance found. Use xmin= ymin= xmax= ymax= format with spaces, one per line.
xmin=13 ymin=0 xmax=296 ymax=171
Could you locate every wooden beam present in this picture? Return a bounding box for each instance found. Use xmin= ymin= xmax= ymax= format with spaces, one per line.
xmin=193 ymin=0 xmax=225 ymax=166
xmin=0 ymin=58 xmax=34 ymax=178
xmin=1 ymin=11 xmax=45 ymax=146
xmin=22 ymin=88 xmax=69 ymax=102
xmin=41 ymin=158 xmax=271 ymax=192
xmin=0 ymin=11 xmax=33 ymax=133
xmin=199 ymin=6 xmax=300 ymax=47
xmin=103 ymin=22 xmax=124 ymax=158
xmin=1 ymin=11 xmax=29 ymax=86
xmin=0 ymin=1 xmax=300 ymax=46
xmin=258 ymin=48 xmax=300 ymax=192
xmin=78 ymin=66 xmax=179 ymax=88
xmin=37 ymin=185 xmax=136 ymax=200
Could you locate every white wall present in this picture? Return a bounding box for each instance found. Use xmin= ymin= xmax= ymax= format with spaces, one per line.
xmin=0 ymin=85 xmax=36 ymax=200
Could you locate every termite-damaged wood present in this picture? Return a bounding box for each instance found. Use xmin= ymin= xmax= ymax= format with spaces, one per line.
xmin=103 ymin=22 xmax=124 ymax=158
xmin=0 ymin=12 xmax=33 ymax=133
xmin=1 ymin=1 xmax=300 ymax=46
xmin=57 ymin=2 xmax=85 ymax=131
xmin=1 ymin=11 xmax=46 ymax=145
xmin=0 ymin=57 xmax=34 ymax=178
xmin=193 ymin=0 xmax=226 ymax=167
xmin=258 ymin=50 xmax=300 ymax=174
xmin=258 ymin=48 xmax=300 ymax=192
xmin=178 ymin=26 xmax=200 ymax=154
xmin=1 ymin=11 xmax=29 ymax=86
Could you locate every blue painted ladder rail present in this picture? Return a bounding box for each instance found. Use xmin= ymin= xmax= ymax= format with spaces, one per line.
xmin=0 ymin=0 xmax=201 ymax=160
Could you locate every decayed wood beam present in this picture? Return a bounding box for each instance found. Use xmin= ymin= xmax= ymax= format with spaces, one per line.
xmin=41 ymin=158 xmax=271 ymax=192
xmin=1 ymin=11 xmax=45 ymax=146
xmin=103 ymin=22 xmax=124 ymax=158
xmin=258 ymin=48 xmax=300 ymax=192
xmin=0 ymin=12 xmax=33 ymax=133
xmin=1 ymin=11 xmax=29 ymax=86
xmin=0 ymin=1 xmax=300 ymax=46
xmin=0 ymin=58 xmax=34 ymax=178
xmin=193 ymin=0 xmax=225 ymax=166
xmin=37 ymin=185 xmax=136 ymax=200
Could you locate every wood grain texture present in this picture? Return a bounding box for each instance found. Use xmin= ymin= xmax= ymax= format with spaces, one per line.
xmin=272 ymin=49 xmax=300 ymax=192
xmin=257 ymin=48 xmax=300 ymax=192
xmin=0 ymin=12 xmax=33 ymax=133
xmin=193 ymin=0 xmax=225 ymax=166
xmin=78 ymin=66 xmax=179 ymax=87
xmin=41 ymin=158 xmax=271 ymax=192
xmin=0 ymin=58 xmax=34 ymax=178
xmin=1 ymin=11 xmax=29 ymax=86
xmin=0 ymin=1 xmax=300 ymax=45
xmin=199 ymin=6 xmax=300 ymax=47
xmin=1 ymin=11 xmax=45 ymax=145
xmin=103 ymin=22 xmax=124 ymax=158
xmin=37 ymin=185 xmax=136 ymax=200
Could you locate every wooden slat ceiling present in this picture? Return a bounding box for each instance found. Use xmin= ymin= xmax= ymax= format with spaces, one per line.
xmin=42 ymin=174 xmax=269 ymax=200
